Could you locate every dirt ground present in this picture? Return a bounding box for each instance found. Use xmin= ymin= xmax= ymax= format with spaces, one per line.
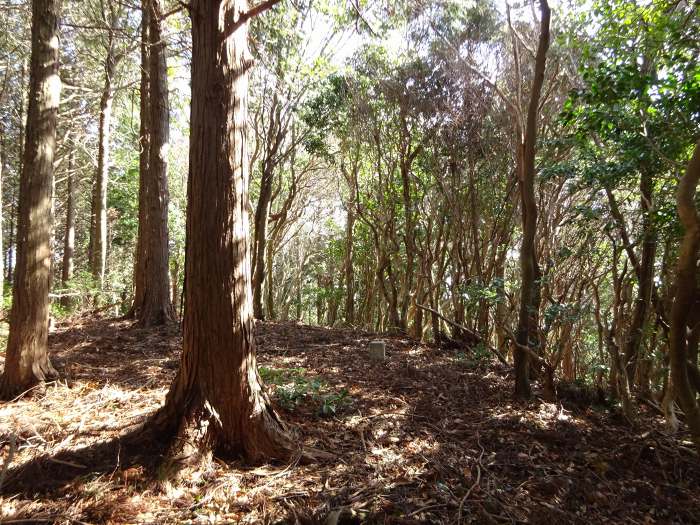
xmin=0 ymin=316 xmax=698 ymax=524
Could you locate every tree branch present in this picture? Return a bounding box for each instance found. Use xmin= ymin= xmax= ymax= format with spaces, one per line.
xmin=416 ymin=304 xmax=510 ymax=367
xmin=222 ymin=0 xmax=282 ymax=41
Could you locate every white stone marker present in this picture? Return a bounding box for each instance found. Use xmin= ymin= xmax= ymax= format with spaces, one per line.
xmin=368 ymin=340 xmax=386 ymax=361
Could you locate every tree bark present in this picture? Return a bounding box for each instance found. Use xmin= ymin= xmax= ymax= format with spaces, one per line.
xmin=89 ymin=31 xmax=117 ymax=288
xmin=134 ymin=0 xmax=174 ymax=326
xmin=151 ymin=0 xmax=293 ymax=461
xmin=129 ymin=0 xmax=151 ymax=318
xmin=264 ymin=242 xmax=275 ymax=319
xmin=170 ymin=258 xmax=179 ymax=314
xmin=399 ymin=157 xmax=415 ymax=331
xmin=669 ymin=138 xmax=700 ymax=449
xmin=343 ymin=158 xmax=356 ymax=325
xmin=7 ymin=62 xmax=27 ymax=287
xmin=60 ymin=151 xmax=75 ymax=307
xmin=0 ymin=122 xmax=5 ymax=308
xmin=252 ymin=165 xmax=273 ymax=319
xmin=624 ymin=168 xmax=656 ymax=385
xmin=0 ymin=0 xmax=62 ymax=398
xmin=514 ymin=0 xmax=550 ymax=400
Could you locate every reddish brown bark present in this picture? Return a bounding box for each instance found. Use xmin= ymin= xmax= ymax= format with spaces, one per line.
xmin=128 ymin=0 xmax=150 ymax=318
xmin=134 ymin=0 xmax=174 ymax=326
xmin=151 ymin=0 xmax=293 ymax=461
xmin=0 ymin=0 xmax=62 ymax=398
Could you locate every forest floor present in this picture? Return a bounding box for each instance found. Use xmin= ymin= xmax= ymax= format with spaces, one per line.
xmin=0 ymin=316 xmax=699 ymax=524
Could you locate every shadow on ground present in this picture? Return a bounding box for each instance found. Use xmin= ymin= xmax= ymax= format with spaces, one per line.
xmin=0 ymin=318 xmax=698 ymax=523
xmin=49 ymin=316 xmax=181 ymax=390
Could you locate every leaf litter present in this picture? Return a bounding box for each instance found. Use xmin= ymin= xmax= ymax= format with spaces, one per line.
xmin=0 ymin=316 xmax=698 ymax=523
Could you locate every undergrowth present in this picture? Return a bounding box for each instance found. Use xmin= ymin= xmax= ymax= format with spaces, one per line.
xmin=258 ymin=366 xmax=352 ymax=417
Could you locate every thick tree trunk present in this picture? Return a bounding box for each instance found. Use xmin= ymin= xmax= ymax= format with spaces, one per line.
xmin=151 ymin=0 xmax=293 ymax=461
xmin=514 ymin=0 xmax=550 ymax=400
xmin=669 ymin=139 xmax=700 ymax=449
xmin=0 ymin=0 xmax=61 ymax=398
xmin=60 ymin=151 xmax=75 ymax=307
xmin=135 ymin=0 xmax=174 ymax=326
xmin=90 ymin=40 xmax=117 ymax=288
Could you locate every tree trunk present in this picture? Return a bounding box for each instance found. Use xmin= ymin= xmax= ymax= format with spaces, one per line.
xmin=295 ymin=240 xmax=303 ymax=320
xmin=135 ymin=0 xmax=174 ymax=326
xmin=399 ymin=159 xmax=415 ymax=331
xmin=252 ymin=166 xmax=273 ymax=319
xmin=669 ymin=139 xmax=700 ymax=449
xmin=7 ymin=62 xmax=27 ymax=287
xmin=0 ymin=0 xmax=62 ymax=398
xmin=0 ymin=122 xmax=5 ymax=308
xmin=264 ymin=241 xmax=275 ymax=319
xmin=6 ymin=201 xmax=15 ymax=287
xmin=60 ymin=151 xmax=75 ymax=307
xmin=624 ymin=168 xmax=656 ymax=385
xmin=129 ymin=0 xmax=150 ymax=318
xmin=89 ymin=37 xmax=117 ymax=288
xmin=151 ymin=0 xmax=293 ymax=461
xmin=170 ymin=258 xmax=179 ymax=314
xmin=343 ymin=162 xmax=355 ymax=325
xmin=514 ymin=0 xmax=550 ymax=400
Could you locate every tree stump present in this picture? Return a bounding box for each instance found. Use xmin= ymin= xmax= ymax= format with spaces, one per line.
xmin=368 ymin=340 xmax=386 ymax=361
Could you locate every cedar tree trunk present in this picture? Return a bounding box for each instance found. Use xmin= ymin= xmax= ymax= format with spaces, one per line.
xmin=0 ymin=0 xmax=62 ymax=398
xmin=129 ymin=0 xmax=150 ymax=318
xmin=90 ymin=34 xmax=117 ymax=287
xmin=151 ymin=0 xmax=293 ymax=461
xmin=135 ymin=0 xmax=174 ymax=326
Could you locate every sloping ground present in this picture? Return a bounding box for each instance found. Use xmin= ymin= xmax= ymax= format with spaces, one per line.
xmin=0 ymin=317 xmax=698 ymax=524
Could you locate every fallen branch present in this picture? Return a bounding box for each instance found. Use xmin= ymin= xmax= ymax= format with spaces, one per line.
xmin=416 ymin=304 xmax=509 ymax=366
xmin=497 ymin=323 xmax=553 ymax=372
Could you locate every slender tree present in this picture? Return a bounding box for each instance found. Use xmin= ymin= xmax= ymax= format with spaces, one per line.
xmin=89 ymin=0 xmax=124 ymax=287
xmin=0 ymin=122 xmax=5 ymax=309
xmin=60 ymin=150 xmax=76 ymax=307
xmin=130 ymin=0 xmax=174 ymax=325
xmin=342 ymin=155 xmax=356 ymax=325
xmin=130 ymin=0 xmax=150 ymax=318
xmin=0 ymin=0 xmax=62 ymax=398
xmin=151 ymin=0 xmax=293 ymax=461
xmin=513 ymin=0 xmax=551 ymax=399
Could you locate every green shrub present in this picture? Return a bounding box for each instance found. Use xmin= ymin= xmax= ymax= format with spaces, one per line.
xmin=258 ymin=366 xmax=352 ymax=416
